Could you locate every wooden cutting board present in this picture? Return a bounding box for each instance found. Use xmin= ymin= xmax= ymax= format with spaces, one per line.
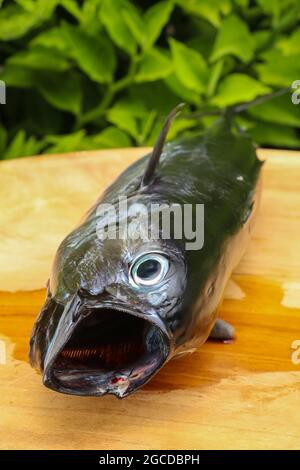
xmin=0 ymin=148 xmax=299 ymax=450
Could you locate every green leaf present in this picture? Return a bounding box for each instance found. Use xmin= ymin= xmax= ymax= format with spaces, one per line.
xmin=169 ymin=38 xmax=208 ymax=93
xmin=7 ymin=47 xmax=70 ymax=72
xmin=175 ymin=0 xmax=232 ymax=28
xmin=121 ymin=1 xmax=174 ymax=50
xmin=0 ymin=2 xmax=58 ymax=40
xmin=253 ymin=30 xmax=272 ymax=52
xmin=256 ymin=0 xmax=281 ymax=20
xmin=145 ymin=119 xmax=163 ymax=146
xmin=164 ymin=74 xmax=201 ymax=105
xmin=234 ymin=0 xmax=249 ymax=6
xmin=167 ymin=118 xmax=197 ymax=140
xmin=145 ymin=114 xmax=196 ymax=145
xmin=107 ymin=108 xmax=139 ymax=139
xmin=139 ymin=111 xmax=157 ymax=144
xmin=37 ymin=72 xmax=82 ymax=115
xmin=248 ymin=94 xmax=300 ymax=127
xmin=255 ymin=0 xmax=296 ymax=26
xmin=0 ymin=5 xmax=42 ymax=40
xmin=107 ymin=97 xmax=148 ymax=118
xmin=0 ymin=65 xmax=35 ymax=88
xmin=45 ymin=130 xmax=86 ymax=154
xmin=123 ymin=1 xmax=174 ymax=50
xmin=135 ymin=48 xmax=173 ymax=82
xmin=2 ymin=0 xmax=300 ymax=154
xmin=23 ymin=137 xmax=45 ymax=157
xmin=62 ymin=127 xmax=132 ymax=150
xmin=122 ymin=3 xmax=145 ymax=45
xmin=16 ymin=0 xmax=58 ymax=15
xmin=15 ymin=0 xmax=36 ymax=11
xmin=61 ymin=0 xmax=102 ymax=31
xmin=3 ymin=131 xmax=44 ymax=159
xmin=276 ymin=2 xmax=300 ymax=33
xmin=187 ymin=23 xmax=218 ymax=61
xmin=129 ymin=82 xmax=179 ymax=115
xmin=90 ymin=127 xmax=132 ymax=148
xmin=211 ymin=74 xmax=271 ymax=107
xmin=81 ymin=0 xmax=103 ymax=30
xmin=278 ymin=28 xmax=300 ymax=56
xmin=256 ymin=49 xmax=300 ymax=87
xmin=207 ymin=59 xmax=224 ymax=97
xmin=60 ymin=0 xmax=82 ymax=21
xmin=144 ymin=1 xmax=174 ymax=49
xmin=249 ymin=122 xmax=300 ymax=149
xmin=3 ymin=131 xmax=27 ymax=159
xmin=31 ymin=27 xmax=70 ymax=53
xmin=100 ymin=0 xmax=137 ymax=55
xmin=106 ymin=98 xmax=158 ymax=144
xmin=62 ymin=24 xmax=116 ymax=84
xmin=210 ymin=15 xmax=255 ymax=63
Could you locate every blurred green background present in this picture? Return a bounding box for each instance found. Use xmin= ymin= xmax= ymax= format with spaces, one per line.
xmin=0 ymin=0 xmax=300 ymax=159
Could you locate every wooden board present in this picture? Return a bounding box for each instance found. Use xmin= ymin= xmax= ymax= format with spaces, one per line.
xmin=0 ymin=148 xmax=300 ymax=450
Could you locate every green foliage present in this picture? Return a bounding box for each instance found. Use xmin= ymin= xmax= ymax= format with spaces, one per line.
xmin=0 ymin=0 xmax=300 ymax=159
xmin=211 ymin=74 xmax=271 ymax=106
xmin=169 ymin=38 xmax=208 ymax=92
xmin=210 ymin=14 xmax=255 ymax=62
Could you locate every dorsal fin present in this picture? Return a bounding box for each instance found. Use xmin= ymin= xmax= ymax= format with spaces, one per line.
xmin=141 ymin=103 xmax=185 ymax=188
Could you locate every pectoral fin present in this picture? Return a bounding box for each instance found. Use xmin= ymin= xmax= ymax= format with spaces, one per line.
xmin=209 ymin=319 xmax=235 ymax=341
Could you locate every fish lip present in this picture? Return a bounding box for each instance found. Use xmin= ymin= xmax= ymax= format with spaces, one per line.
xmin=42 ymin=296 xmax=174 ymax=398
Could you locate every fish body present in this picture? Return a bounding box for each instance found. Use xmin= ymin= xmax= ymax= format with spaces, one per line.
xmin=30 ymin=110 xmax=262 ymax=398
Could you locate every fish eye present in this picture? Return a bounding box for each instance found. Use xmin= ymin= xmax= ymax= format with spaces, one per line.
xmin=129 ymin=253 xmax=169 ymax=288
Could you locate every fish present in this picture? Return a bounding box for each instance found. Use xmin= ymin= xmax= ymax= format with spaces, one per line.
xmin=29 ymin=102 xmax=264 ymax=398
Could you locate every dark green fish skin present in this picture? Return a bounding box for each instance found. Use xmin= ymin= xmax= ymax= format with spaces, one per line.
xmin=29 ymin=113 xmax=262 ymax=398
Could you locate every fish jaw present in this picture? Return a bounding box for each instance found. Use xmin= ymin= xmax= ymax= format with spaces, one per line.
xmin=38 ymin=297 xmax=173 ymax=398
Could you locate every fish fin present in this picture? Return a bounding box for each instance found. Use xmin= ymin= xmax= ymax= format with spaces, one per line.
xmin=208 ymin=319 xmax=235 ymax=342
xmin=141 ymin=103 xmax=185 ymax=188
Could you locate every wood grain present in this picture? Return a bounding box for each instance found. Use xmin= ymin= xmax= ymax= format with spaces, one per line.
xmin=0 ymin=148 xmax=299 ymax=450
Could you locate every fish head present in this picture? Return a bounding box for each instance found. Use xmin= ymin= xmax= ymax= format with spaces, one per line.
xmin=29 ymin=195 xmax=187 ymax=398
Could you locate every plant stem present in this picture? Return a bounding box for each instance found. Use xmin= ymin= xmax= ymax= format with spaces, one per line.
xmin=77 ymin=58 xmax=139 ymax=127
xmin=207 ymin=59 xmax=224 ymax=98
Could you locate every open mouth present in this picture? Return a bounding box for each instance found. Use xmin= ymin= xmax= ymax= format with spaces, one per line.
xmin=47 ymin=307 xmax=170 ymax=397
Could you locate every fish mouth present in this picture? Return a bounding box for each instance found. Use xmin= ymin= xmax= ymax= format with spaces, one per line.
xmin=43 ymin=305 xmax=171 ymax=398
